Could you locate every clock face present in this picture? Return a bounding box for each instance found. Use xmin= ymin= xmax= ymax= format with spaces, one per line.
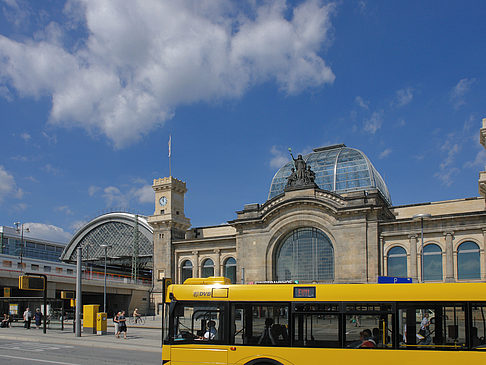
xmin=159 ymin=196 xmax=168 ymax=206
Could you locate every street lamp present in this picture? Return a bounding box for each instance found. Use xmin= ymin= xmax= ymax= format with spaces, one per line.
xmin=413 ymin=213 xmax=432 ymax=283
xmin=14 ymin=222 xmax=30 ymax=274
xmin=100 ymin=244 xmax=112 ymax=313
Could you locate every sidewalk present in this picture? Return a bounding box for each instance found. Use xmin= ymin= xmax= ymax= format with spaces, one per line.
xmin=0 ymin=324 xmax=163 ymax=353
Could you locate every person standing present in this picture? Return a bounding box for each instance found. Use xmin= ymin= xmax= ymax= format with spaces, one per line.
xmin=117 ymin=311 xmax=127 ymax=339
xmin=23 ymin=308 xmax=32 ymax=329
xmin=34 ymin=308 xmax=43 ymax=329
xmin=114 ymin=311 xmax=120 ymax=337
xmin=420 ymin=312 xmax=432 ymax=345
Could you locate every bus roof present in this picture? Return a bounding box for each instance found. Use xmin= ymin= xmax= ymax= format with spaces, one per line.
xmin=166 ymin=280 xmax=486 ymax=303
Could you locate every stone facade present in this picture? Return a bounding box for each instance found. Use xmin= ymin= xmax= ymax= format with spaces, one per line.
xmin=147 ymin=119 xmax=486 ymax=310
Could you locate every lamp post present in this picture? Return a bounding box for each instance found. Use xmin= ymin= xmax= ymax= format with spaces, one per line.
xmin=100 ymin=244 xmax=111 ymax=313
xmin=413 ymin=213 xmax=432 ymax=283
xmin=14 ymin=222 xmax=30 ymax=274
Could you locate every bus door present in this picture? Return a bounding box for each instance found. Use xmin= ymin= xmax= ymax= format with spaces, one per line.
xmin=170 ymin=301 xmax=227 ymax=365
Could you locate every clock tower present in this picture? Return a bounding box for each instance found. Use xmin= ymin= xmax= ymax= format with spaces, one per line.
xmin=147 ymin=176 xmax=191 ymax=307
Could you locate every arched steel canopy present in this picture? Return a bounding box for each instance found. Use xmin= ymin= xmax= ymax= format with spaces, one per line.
xmin=60 ymin=213 xmax=153 ymax=270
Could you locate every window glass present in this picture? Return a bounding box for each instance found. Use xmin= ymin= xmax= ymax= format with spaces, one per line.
xmin=276 ymin=227 xmax=334 ymax=283
xmin=387 ymin=246 xmax=407 ymax=277
xmin=471 ymin=303 xmax=486 ymax=348
xmin=398 ymin=305 xmax=466 ymax=350
xmin=345 ymin=312 xmax=392 ymax=349
xmin=181 ymin=260 xmax=193 ymax=283
xmin=172 ymin=302 xmax=224 ymax=343
xmin=224 ymin=257 xmax=236 ymax=284
xmin=457 ymin=241 xmax=480 ymax=280
xmin=423 ymin=244 xmax=442 ymax=281
xmin=201 ymin=259 xmax=214 ymax=278
xmin=231 ymin=303 xmax=289 ymax=347
xmin=293 ymin=303 xmax=340 ymax=348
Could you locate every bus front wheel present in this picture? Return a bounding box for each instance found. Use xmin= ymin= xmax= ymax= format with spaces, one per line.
xmin=245 ymin=359 xmax=283 ymax=365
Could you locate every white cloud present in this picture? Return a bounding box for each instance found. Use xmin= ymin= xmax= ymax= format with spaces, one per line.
xmin=355 ymin=96 xmax=369 ymax=110
xmin=24 ymin=222 xmax=72 ymax=244
xmin=465 ymin=150 xmax=486 ymax=170
xmin=132 ymin=185 xmax=154 ymax=204
xmin=363 ymin=110 xmax=384 ymax=134
xmin=55 ymin=205 xmax=74 ymax=216
xmin=393 ymin=87 xmax=413 ymax=107
xmin=435 ymin=137 xmax=462 ymax=186
xmin=102 ymin=186 xmax=128 ymax=208
xmin=43 ymin=164 xmax=61 ymax=175
xmin=0 ymin=0 xmax=336 ymax=148
xmin=379 ymin=148 xmax=392 ymax=159
xmin=88 ymin=185 xmax=100 ymax=196
xmin=0 ymin=165 xmax=23 ymax=202
xmin=270 ymin=146 xmax=290 ymax=169
xmin=0 ymin=85 xmax=13 ymax=101
xmin=450 ymin=78 xmax=476 ymax=109
xmin=42 ymin=131 xmax=57 ymax=145
xmin=20 ymin=132 xmax=31 ymax=142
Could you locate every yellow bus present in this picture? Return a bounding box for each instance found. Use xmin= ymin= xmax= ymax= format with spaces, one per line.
xmin=161 ymin=277 xmax=486 ymax=364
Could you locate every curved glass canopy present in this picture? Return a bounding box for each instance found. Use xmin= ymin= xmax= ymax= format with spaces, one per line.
xmin=268 ymin=145 xmax=392 ymax=204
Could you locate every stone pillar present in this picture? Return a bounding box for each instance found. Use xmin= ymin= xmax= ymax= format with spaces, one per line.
xmin=215 ymin=249 xmax=221 ymax=276
xmin=482 ymin=229 xmax=486 ymax=280
xmin=193 ymin=251 xmax=199 ymax=277
xmin=409 ymin=234 xmax=418 ymax=282
xmin=444 ymin=231 xmax=455 ymax=282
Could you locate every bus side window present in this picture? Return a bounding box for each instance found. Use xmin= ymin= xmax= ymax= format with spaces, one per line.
xmin=471 ymin=303 xmax=486 ymax=348
xmin=251 ymin=304 xmax=289 ymax=347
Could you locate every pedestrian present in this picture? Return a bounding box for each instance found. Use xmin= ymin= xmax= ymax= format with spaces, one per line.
xmin=114 ymin=311 xmax=120 ymax=337
xmin=23 ymin=307 xmax=32 ymax=329
xmin=34 ymin=308 xmax=43 ymax=329
xmin=117 ymin=310 xmax=127 ymax=339
xmin=1 ymin=313 xmax=10 ymax=328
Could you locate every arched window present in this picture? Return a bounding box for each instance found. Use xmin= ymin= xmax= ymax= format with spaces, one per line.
xmin=201 ymin=258 xmax=214 ymax=278
xmin=180 ymin=260 xmax=193 ymax=283
xmin=276 ymin=227 xmax=334 ymax=283
xmin=423 ymin=244 xmax=442 ymax=281
xmin=224 ymin=257 xmax=237 ymax=284
xmin=387 ymin=246 xmax=407 ymax=277
xmin=458 ymin=241 xmax=480 ymax=280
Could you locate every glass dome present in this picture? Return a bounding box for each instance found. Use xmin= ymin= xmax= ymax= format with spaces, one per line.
xmin=268 ymin=144 xmax=392 ymax=204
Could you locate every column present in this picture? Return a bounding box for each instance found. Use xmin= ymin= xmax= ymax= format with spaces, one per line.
xmin=444 ymin=231 xmax=454 ymax=282
xmin=482 ymin=229 xmax=486 ymax=280
xmin=192 ymin=251 xmax=199 ymax=277
xmin=409 ymin=234 xmax=418 ymax=282
xmin=215 ymin=249 xmax=221 ymax=276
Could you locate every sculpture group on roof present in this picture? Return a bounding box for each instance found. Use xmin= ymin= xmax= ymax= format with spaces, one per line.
xmin=285 ymin=150 xmax=318 ymax=190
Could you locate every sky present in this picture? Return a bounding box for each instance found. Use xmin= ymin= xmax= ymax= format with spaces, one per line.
xmin=1 ymin=0 xmax=485 ymax=244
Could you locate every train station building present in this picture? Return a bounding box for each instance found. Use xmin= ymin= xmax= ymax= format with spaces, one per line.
xmin=148 ymin=119 xmax=486 ymax=307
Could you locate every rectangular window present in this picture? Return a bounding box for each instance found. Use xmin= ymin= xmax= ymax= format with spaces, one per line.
xmin=171 ymin=302 xmax=225 ymax=344
xmin=43 ymin=266 xmax=51 ymax=272
xmin=294 ymin=313 xmax=340 ymax=348
xmin=345 ymin=313 xmax=393 ymax=349
xmin=398 ymin=304 xmax=466 ymax=350
xmin=31 ymin=264 xmax=39 ymax=271
xmin=67 ymin=269 xmax=74 ymax=275
xmin=471 ymin=303 xmax=486 ymax=348
xmin=56 ymin=267 xmax=63 ymax=273
xmin=231 ymin=303 xmax=289 ymax=346
xmin=17 ymin=262 xmax=26 ymax=269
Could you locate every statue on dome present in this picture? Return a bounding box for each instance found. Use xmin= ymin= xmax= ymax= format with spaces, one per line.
xmin=286 ymin=148 xmax=318 ymax=190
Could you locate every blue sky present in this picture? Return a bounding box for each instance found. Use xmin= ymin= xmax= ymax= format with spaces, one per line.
xmin=1 ymin=0 xmax=485 ymax=243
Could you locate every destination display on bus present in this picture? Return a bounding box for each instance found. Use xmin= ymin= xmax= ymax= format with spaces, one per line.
xmin=293 ymin=286 xmax=316 ymax=298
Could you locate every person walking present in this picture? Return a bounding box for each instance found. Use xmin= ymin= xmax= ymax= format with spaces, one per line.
xmin=114 ymin=311 xmax=120 ymax=337
xmin=34 ymin=308 xmax=43 ymax=329
xmin=23 ymin=308 xmax=32 ymax=329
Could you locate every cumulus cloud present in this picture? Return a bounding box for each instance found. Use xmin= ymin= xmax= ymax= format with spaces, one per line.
xmin=131 ymin=184 xmax=154 ymax=204
xmin=450 ymin=78 xmax=476 ymax=109
xmin=55 ymin=205 xmax=74 ymax=215
xmin=90 ymin=180 xmax=154 ymax=208
xmin=0 ymin=165 xmax=23 ymax=202
xmin=270 ymin=146 xmax=290 ymax=169
xmin=0 ymin=0 xmax=336 ymax=148
xmin=24 ymin=222 xmax=72 ymax=244
xmin=20 ymin=132 xmax=31 ymax=142
xmin=393 ymin=87 xmax=413 ymax=107
xmin=363 ymin=110 xmax=384 ymax=134
xmin=435 ymin=138 xmax=461 ymax=186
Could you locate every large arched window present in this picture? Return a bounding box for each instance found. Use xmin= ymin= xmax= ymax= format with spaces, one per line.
xmin=201 ymin=258 xmax=214 ymax=278
xmin=423 ymin=244 xmax=442 ymax=281
xmin=180 ymin=260 xmax=193 ymax=283
xmin=224 ymin=257 xmax=237 ymax=284
xmin=458 ymin=241 xmax=480 ymax=280
xmin=276 ymin=227 xmax=334 ymax=282
xmin=387 ymin=246 xmax=407 ymax=277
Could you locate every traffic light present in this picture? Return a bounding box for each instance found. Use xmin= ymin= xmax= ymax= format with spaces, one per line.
xmin=61 ymin=291 xmax=75 ymax=299
xmin=18 ymin=275 xmax=45 ymax=291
